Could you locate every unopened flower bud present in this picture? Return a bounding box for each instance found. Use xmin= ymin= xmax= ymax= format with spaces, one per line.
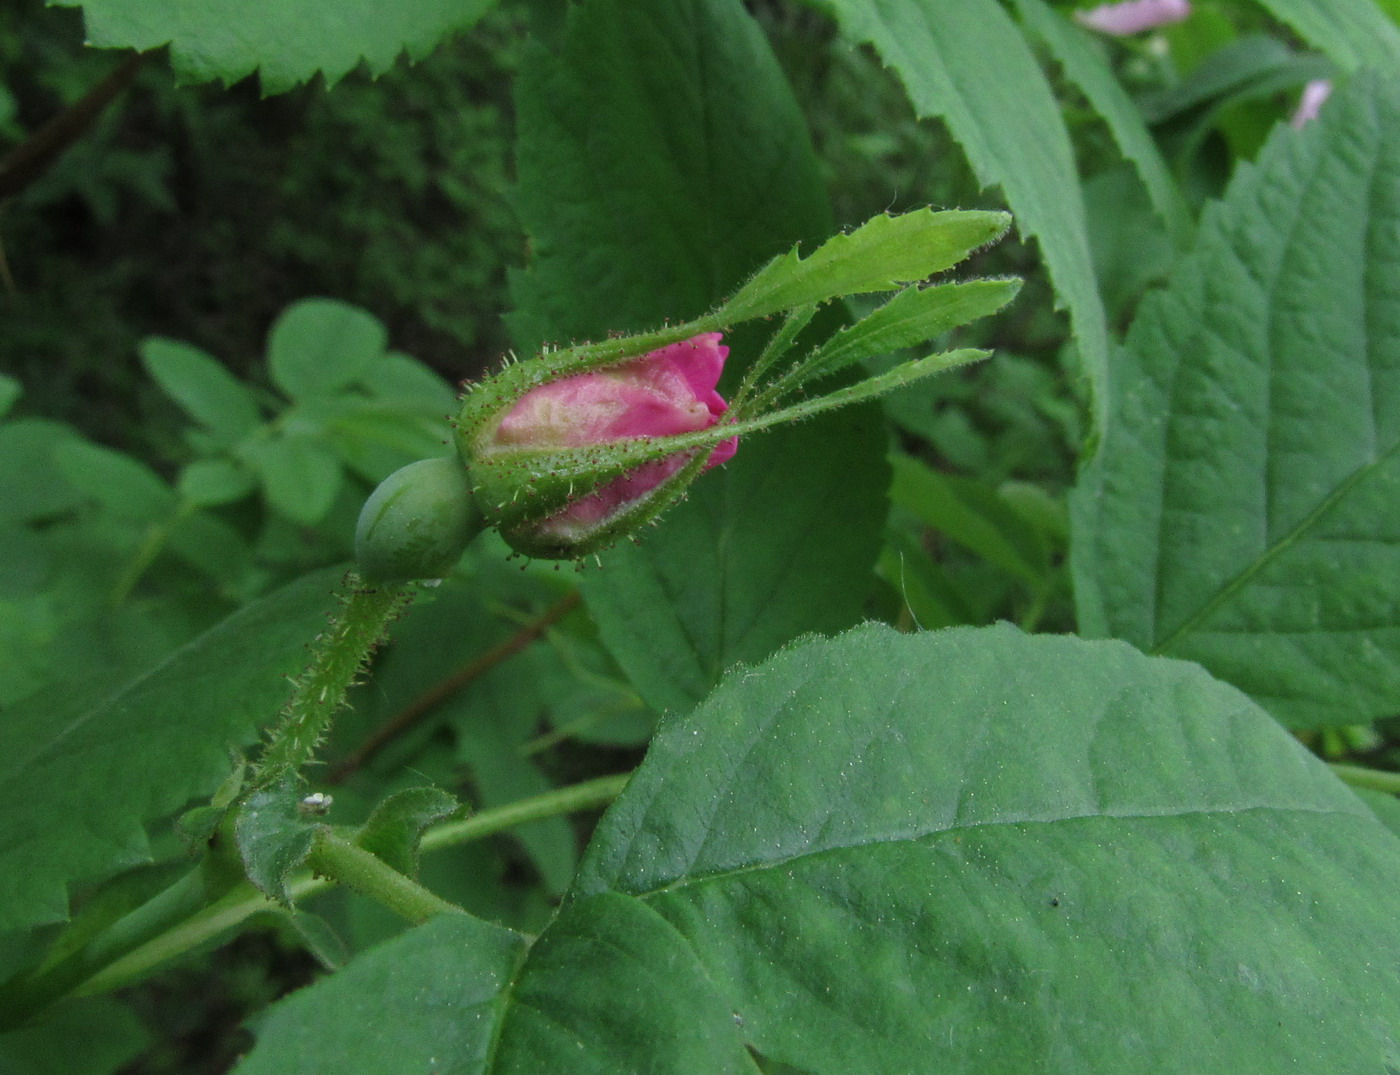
xmin=456 ymin=333 xmax=738 ymax=559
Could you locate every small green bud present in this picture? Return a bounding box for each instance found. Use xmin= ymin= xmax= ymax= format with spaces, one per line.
xmin=354 ymin=457 xmax=484 ymax=583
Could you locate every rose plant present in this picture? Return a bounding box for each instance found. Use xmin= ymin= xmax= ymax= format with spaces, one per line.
xmin=3 ymin=1 xmax=1400 ymax=1073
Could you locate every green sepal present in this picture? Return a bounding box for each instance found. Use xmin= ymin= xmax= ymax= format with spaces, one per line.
xmin=715 ymin=208 xmax=1012 ymax=324
xmin=780 ymin=278 xmax=1021 ymax=393
xmin=233 ymin=777 xmax=322 ymax=908
xmin=354 ymin=787 xmax=463 ymax=879
xmin=467 ymin=437 xmax=718 ymax=560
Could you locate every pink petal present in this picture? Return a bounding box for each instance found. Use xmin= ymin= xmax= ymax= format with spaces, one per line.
xmin=1291 ymin=80 xmax=1333 ymax=129
xmin=1075 ymin=0 xmax=1190 ymax=35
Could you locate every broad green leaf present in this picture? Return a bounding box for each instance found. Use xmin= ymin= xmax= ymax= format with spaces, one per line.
xmin=140 ymin=338 xmax=262 ymax=445
xmin=51 ymin=441 xmax=175 ymax=520
xmin=511 ymin=0 xmax=888 ymax=715
xmin=719 ymin=210 xmax=1011 ymax=325
xmin=240 ymin=625 xmax=1400 ymax=1071
xmin=818 ymin=0 xmax=1110 ymax=432
xmin=233 ymin=913 xmax=527 ymax=1075
xmin=246 ymin=433 xmax=343 ymax=525
xmin=267 ymin=299 xmax=387 ymax=402
xmin=0 ymin=567 xmax=345 ymax=932
xmin=0 ymin=376 xmax=20 ymax=419
xmin=177 ymin=458 xmax=258 ymax=507
xmin=52 ymin=0 xmax=498 ymax=93
xmin=568 ymin=625 xmax=1400 ymax=1071
xmin=508 ymin=0 xmax=832 ymax=349
xmin=0 ymin=419 xmax=85 ymax=525
xmin=1071 ymin=73 xmax=1400 ymax=729
xmin=1252 ymin=0 xmax=1400 ymax=71
xmin=0 ymin=996 xmax=147 ymax=1075
xmin=582 ymin=407 xmax=887 ymax=715
xmin=358 ymin=352 xmax=457 ymax=410
xmin=1012 ymin=0 xmax=1190 ymax=244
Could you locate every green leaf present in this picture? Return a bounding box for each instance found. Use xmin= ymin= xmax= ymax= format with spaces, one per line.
xmin=358 ymin=352 xmax=457 ymax=411
xmin=582 ymin=406 xmax=888 ymax=715
xmin=267 ymin=299 xmax=387 ymax=402
xmin=51 ymin=441 xmax=175 ymax=520
xmin=246 ymin=433 xmax=343 ymax=526
xmin=0 ymin=996 xmax=148 ymax=1075
xmin=1071 ymin=73 xmax=1400 ymax=729
xmin=0 ymin=567 xmax=344 ymax=933
xmin=718 ymin=209 xmax=1012 ymax=325
xmin=819 ymin=0 xmax=1110 ymax=433
xmin=572 ymin=626 xmax=1400 ymax=1071
xmin=355 ymin=787 xmax=460 ymax=879
xmin=52 ymin=0 xmax=499 ymax=93
xmin=177 ymin=458 xmax=258 ymax=507
xmin=235 ymin=778 xmax=320 ymax=907
xmin=239 ymin=625 xmax=1400 ymax=1071
xmin=233 ymin=914 xmax=530 ymax=1075
xmin=1012 ymin=0 xmax=1189 ymax=244
xmin=140 ymin=338 xmax=262 ymax=445
xmin=889 ymin=453 xmax=1047 ymax=583
xmin=1252 ymin=0 xmax=1400 ymax=71
xmin=508 ymin=0 xmax=832 ymax=348
xmin=0 ymin=419 xmax=85 ymax=525
xmin=511 ymin=0 xmax=889 ymax=715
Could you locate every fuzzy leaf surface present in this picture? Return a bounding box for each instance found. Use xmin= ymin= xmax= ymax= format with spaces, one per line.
xmin=0 ymin=567 xmax=344 ymax=932
xmin=1071 ymin=73 xmax=1400 ymax=728
xmin=233 ymin=913 xmax=528 ymax=1075
xmin=239 ymin=625 xmax=1400 ymax=1071
xmin=508 ymin=0 xmax=831 ymax=349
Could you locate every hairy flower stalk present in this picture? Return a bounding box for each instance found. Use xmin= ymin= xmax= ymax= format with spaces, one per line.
xmin=355 ymin=208 xmax=1021 ymax=578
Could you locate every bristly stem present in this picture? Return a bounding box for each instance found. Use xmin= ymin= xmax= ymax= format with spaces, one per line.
xmin=252 ymin=574 xmax=413 ymax=789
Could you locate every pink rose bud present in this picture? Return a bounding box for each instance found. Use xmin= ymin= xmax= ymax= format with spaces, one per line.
xmin=1075 ymin=0 xmax=1190 ymax=35
xmin=458 ymin=333 xmax=738 ymax=558
xmin=1290 ymin=79 xmax=1333 ymax=129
